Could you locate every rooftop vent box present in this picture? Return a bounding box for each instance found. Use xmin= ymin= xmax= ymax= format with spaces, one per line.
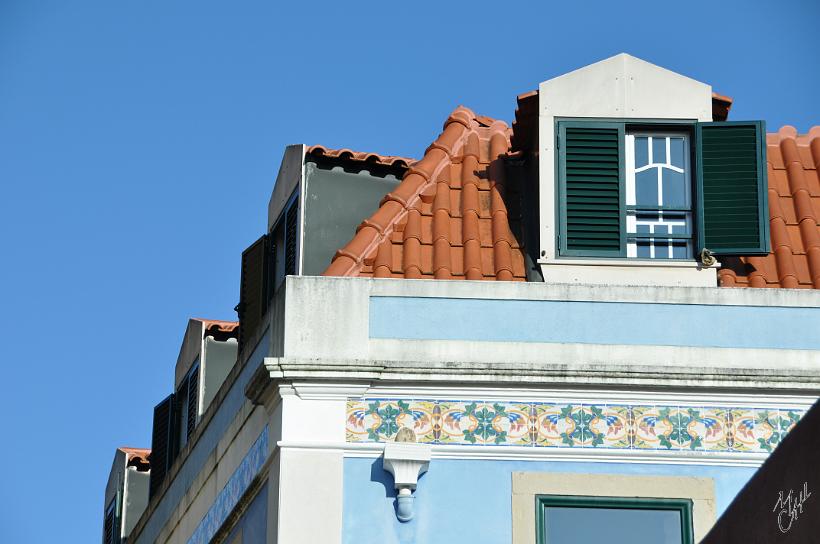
xmin=103 ymin=448 xmax=150 ymax=544
xmin=266 ymin=144 xmax=406 ymax=279
xmin=174 ymin=318 xmax=238 ymax=419
xmin=150 ymin=318 xmax=238 ymax=497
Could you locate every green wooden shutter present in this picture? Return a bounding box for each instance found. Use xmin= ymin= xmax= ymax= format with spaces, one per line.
xmin=149 ymin=394 xmax=176 ymax=498
xmin=237 ymin=235 xmax=269 ymax=352
xmin=696 ymin=121 xmax=769 ymax=255
xmin=559 ymin=122 xmax=625 ymax=257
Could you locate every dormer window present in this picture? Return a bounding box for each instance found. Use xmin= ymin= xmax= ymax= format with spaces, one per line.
xmin=556 ymin=119 xmax=768 ymax=262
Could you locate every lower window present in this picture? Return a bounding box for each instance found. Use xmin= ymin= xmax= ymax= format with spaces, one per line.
xmin=536 ymin=495 xmax=694 ymax=544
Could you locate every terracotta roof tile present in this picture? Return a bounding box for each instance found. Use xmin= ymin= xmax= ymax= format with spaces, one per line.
xmin=719 ymin=126 xmax=820 ymax=289
xmin=119 ymin=447 xmax=151 ymax=471
xmin=306 ymin=145 xmax=414 ymax=170
xmin=323 ymin=106 xmax=527 ymax=281
xmin=192 ymin=318 xmax=239 ymax=340
xmin=712 ymin=93 xmax=733 ymax=122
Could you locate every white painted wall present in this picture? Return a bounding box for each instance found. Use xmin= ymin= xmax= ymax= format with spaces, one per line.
xmin=123 ymin=466 xmax=149 ymax=539
xmin=201 ymin=336 xmax=238 ymax=414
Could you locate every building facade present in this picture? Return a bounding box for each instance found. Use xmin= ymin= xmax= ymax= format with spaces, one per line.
xmin=104 ymin=54 xmax=820 ymax=544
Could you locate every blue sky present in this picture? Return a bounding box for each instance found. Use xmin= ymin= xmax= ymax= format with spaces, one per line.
xmin=0 ymin=0 xmax=817 ymax=541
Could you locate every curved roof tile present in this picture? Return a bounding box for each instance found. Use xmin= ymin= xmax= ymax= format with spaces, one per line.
xmin=306 ymin=144 xmax=414 ymax=169
xmin=323 ymin=106 xmax=527 ymax=281
xmin=119 ymin=447 xmax=151 ymax=471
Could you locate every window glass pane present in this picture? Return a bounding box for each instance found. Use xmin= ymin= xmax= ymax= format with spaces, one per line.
xmin=652 ymin=136 xmax=667 ymax=164
xmin=669 ymin=137 xmax=685 ymax=168
xmin=635 ymin=169 xmax=658 ymax=206
xmin=655 ymin=242 xmax=670 ymax=259
xmin=661 ymin=169 xmax=687 ymax=207
xmin=544 ymin=506 xmax=683 ymax=544
xmin=636 ymin=240 xmax=651 ymax=258
xmin=672 ymin=241 xmax=689 ymax=259
xmin=635 ymin=136 xmax=649 ymax=168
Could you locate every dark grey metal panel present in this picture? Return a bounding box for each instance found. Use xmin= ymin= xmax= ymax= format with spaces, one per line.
xmin=302 ymin=161 xmax=400 ymax=276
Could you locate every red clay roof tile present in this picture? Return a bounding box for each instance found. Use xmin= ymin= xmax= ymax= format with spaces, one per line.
xmin=323 ymin=106 xmax=527 ymax=281
xmin=306 ymin=145 xmax=413 ymax=169
xmin=712 ymin=93 xmax=733 ymax=122
xmin=191 ymin=318 xmax=239 ymax=340
xmin=119 ymin=447 xmax=151 ymax=471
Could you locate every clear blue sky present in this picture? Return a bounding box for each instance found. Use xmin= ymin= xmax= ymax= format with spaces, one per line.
xmin=0 ymin=0 xmax=817 ymax=541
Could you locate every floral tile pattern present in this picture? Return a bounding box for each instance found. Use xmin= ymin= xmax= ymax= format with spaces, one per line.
xmin=346 ymin=399 xmax=806 ymax=454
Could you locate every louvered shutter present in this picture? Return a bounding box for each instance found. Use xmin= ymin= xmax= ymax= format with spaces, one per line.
xmin=284 ymin=202 xmax=299 ymax=275
xmin=186 ymin=366 xmax=199 ymax=441
xmin=103 ymin=500 xmax=115 ymax=544
xmin=149 ymin=394 xmax=175 ymax=498
xmin=238 ymin=235 xmax=269 ymax=351
xmin=696 ymin=121 xmax=769 ymax=255
xmin=559 ymin=123 xmax=625 ymax=256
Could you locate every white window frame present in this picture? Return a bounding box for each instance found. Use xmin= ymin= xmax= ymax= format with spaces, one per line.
xmin=624 ymin=130 xmax=693 ymax=260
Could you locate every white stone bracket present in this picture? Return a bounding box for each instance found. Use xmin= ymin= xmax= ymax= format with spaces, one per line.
xmin=382 ymin=443 xmax=431 ymax=522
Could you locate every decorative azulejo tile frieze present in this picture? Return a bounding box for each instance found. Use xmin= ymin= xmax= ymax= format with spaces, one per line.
xmin=345 ymin=399 xmax=804 ymax=454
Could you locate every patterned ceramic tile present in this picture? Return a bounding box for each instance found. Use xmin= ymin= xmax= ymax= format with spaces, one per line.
xmin=694 ymin=407 xmax=729 ymax=451
xmin=345 ymin=399 xmax=806 ymax=456
xmin=752 ymin=409 xmax=803 ymax=453
xmin=632 ymin=405 xmax=662 ymax=449
xmin=437 ymin=401 xmax=471 ymax=444
xmin=752 ymin=409 xmax=780 ymax=453
xmin=597 ymin=405 xmax=630 ymax=449
xmin=534 ymin=403 xmax=565 ymax=448
xmin=726 ymin=409 xmax=757 ymax=452
xmin=498 ymin=403 xmax=534 ymax=446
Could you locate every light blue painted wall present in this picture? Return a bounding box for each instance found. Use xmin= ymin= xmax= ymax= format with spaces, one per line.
xmin=342 ymin=457 xmax=756 ymax=544
xmin=369 ymin=297 xmax=820 ymax=350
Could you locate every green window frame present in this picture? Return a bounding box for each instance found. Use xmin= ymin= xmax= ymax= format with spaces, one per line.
xmin=536 ymin=495 xmax=694 ymax=544
xmin=556 ymin=119 xmax=769 ymax=260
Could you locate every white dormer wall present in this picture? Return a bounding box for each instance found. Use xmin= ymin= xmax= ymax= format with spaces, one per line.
xmin=537 ymin=53 xmax=718 ymax=287
xmin=174 ymin=319 xmax=238 ymax=418
xmin=103 ymin=449 xmax=149 ymax=544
